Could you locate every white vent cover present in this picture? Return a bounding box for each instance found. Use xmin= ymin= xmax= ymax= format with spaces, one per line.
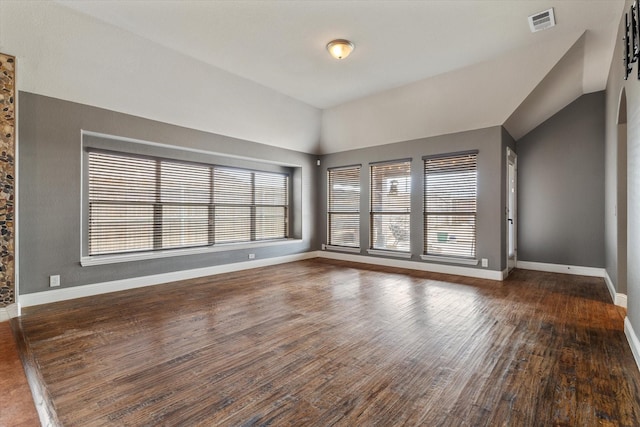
xmin=528 ymin=8 xmax=556 ymax=33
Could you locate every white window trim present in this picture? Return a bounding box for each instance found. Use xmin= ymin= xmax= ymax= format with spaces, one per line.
xmin=369 ymin=159 xmax=412 ymax=253
xmin=82 ymin=130 xmax=303 ymax=168
xmin=325 ymin=245 xmax=361 ymax=254
xmin=423 ymin=150 xmax=479 ymax=260
xmin=327 ymin=165 xmax=362 ymax=249
xmin=367 ymin=249 xmax=412 ymax=259
xmin=420 ymin=254 xmax=479 ymax=266
xmin=81 ymin=238 xmax=302 ymax=266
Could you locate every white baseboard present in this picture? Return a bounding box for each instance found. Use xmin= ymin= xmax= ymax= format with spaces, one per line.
xmin=604 ymin=270 xmax=616 ymax=302
xmin=603 ymin=270 xmax=628 ymax=307
xmin=519 ymin=261 xmax=628 ymax=307
xmin=19 ymin=252 xmax=317 ymax=308
xmin=604 ymin=269 xmax=627 ymax=308
xmin=317 ymin=250 xmax=504 ymax=281
xmin=617 ymin=293 xmax=628 ymax=308
xmin=0 ymin=303 xmax=21 ymax=322
xmin=18 ymin=253 xmax=617 ymax=309
xmin=625 ymin=317 xmax=640 ymax=373
xmin=516 ymin=260 xmax=605 ymax=278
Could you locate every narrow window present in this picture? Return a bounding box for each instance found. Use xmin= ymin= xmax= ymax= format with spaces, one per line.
xmin=423 ymin=151 xmax=478 ymax=259
xmin=327 ymin=166 xmax=361 ymax=248
xmin=370 ymin=160 xmax=411 ymax=252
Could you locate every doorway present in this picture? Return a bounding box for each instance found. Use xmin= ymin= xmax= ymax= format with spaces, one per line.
xmin=506 ymin=147 xmax=517 ymax=274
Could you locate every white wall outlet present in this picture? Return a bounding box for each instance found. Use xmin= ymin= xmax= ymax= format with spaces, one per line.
xmin=49 ymin=275 xmax=60 ymax=287
xmin=322 ymin=244 xmax=326 ymax=250
xmin=248 ymin=253 xmax=255 ymax=259
xmin=481 ymin=258 xmax=488 ymax=268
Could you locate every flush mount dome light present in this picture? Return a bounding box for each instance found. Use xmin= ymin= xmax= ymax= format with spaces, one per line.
xmin=327 ymin=39 xmax=354 ymax=60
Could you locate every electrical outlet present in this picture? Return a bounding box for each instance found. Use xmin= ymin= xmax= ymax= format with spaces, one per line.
xmin=322 ymin=244 xmax=326 ymax=250
xmin=248 ymin=253 xmax=255 ymax=260
xmin=481 ymin=258 xmax=488 ymax=268
xmin=49 ymin=275 xmax=60 ymax=287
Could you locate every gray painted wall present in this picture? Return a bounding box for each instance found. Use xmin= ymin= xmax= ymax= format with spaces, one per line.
xmin=18 ymin=92 xmax=319 ymax=295
xmin=606 ymin=0 xmax=638 ymax=329
xmin=516 ymin=92 xmax=605 ymax=268
xmin=318 ymin=126 xmax=507 ymax=271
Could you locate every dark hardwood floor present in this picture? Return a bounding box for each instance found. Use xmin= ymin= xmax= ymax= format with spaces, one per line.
xmin=12 ymin=259 xmax=640 ymax=426
xmin=0 ymin=321 xmax=40 ymax=427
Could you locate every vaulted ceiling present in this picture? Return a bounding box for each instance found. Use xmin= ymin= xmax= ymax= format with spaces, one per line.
xmin=1 ymin=1 xmax=625 ymax=153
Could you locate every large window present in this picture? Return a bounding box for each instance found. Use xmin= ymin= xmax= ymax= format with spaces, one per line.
xmin=423 ymin=151 xmax=478 ymax=259
xmin=327 ymin=165 xmax=361 ymax=248
xmin=370 ymin=160 xmax=411 ymax=252
xmin=88 ymin=150 xmax=289 ymax=256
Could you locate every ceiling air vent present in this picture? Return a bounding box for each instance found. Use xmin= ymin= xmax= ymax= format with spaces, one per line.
xmin=528 ymin=8 xmax=555 ymax=33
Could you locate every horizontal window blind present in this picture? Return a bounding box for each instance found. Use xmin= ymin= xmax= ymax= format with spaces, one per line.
xmin=213 ymin=168 xmax=252 ymax=244
xmin=328 ymin=166 xmax=361 ymax=248
xmin=255 ymin=172 xmax=288 ymax=240
xmin=424 ymin=152 xmax=477 ymax=259
xmin=213 ymin=168 xmax=289 ymax=243
xmin=88 ymin=151 xmax=288 ymax=256
xmin=89 ymin=152 xmax=157 ymax=255
xmin=370 ymin=160 xmax=411 ymax=252
xmin=161 ymin=161 xmax=211 ymax=249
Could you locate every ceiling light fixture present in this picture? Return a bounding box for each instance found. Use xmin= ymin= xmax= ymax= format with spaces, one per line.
xmin=327 ymin=39 xmax=354 ymax=60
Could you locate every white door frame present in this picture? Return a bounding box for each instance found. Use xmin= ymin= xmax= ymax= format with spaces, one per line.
xmin=506 ymin=147 xmax=517 ymax=274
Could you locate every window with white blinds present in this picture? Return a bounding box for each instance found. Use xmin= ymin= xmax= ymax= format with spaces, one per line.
xmin=213 ymin=168 xmax=289 ymax=244
xmin=370 ymin=160 xmax=411 ymax=252
xmin=327 ymin=166 xmax=361 ymax=248
xmin=88 ymin=150 xmax=289 ymax=256
xmin=423 ymin=151 xmax=478 ymax=259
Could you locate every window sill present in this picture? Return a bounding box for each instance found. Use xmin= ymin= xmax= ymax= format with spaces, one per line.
xmin=81 ymin=239 xmax=303 ymax=266
xmin=420 ymin=255 xmax=479 ymax=266
xmin=325 ymin=245 xmax=361 ymax=254
xmin=367 ymin=249 xmax=412 ymax=259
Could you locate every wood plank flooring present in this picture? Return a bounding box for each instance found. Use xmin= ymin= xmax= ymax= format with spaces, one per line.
xmin=0 ymin=321 xmax=40 ymax=427
xmin=12 ymin=259 xmax=640 ymax=426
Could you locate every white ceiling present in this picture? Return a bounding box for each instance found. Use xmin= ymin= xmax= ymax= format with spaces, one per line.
xmin=1 ymin=1 xmax=624 ymax=153
xmin=57 ymin=0 xmax=623 ymax=110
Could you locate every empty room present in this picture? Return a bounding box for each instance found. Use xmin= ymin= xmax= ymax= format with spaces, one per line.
xmin=1 ymin=0 xmax=640 ymax=425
